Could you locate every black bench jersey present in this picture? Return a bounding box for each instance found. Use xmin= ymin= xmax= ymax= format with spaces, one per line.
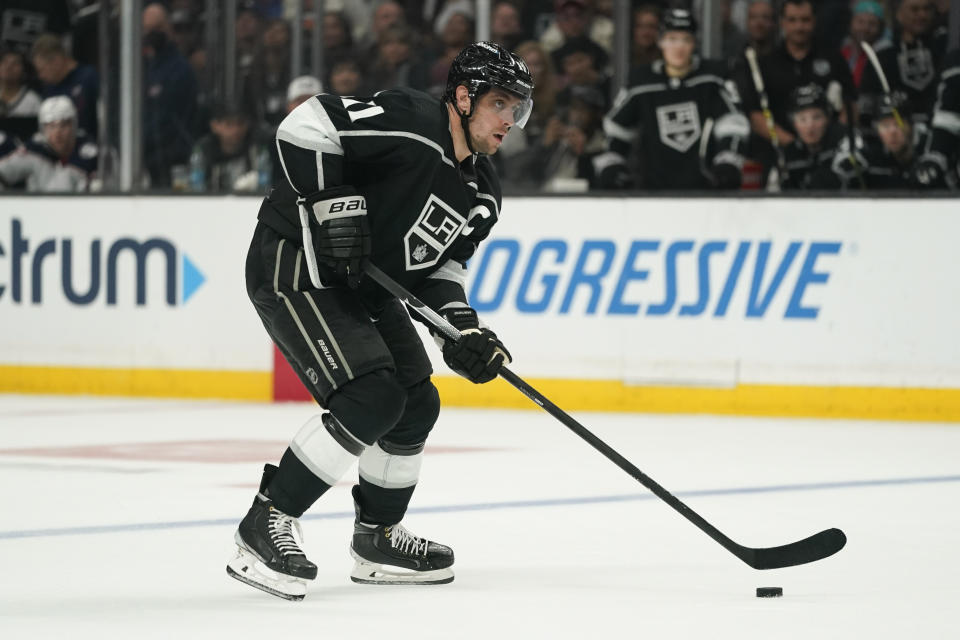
xmin=599 ymin=57 xmax=748 ymax=190
xmin=257 ymin=87 xmax=502 ymax=312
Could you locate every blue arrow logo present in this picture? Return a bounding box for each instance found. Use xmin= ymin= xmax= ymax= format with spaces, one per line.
xmin=181 ymin=253 xmax=205 ymax=304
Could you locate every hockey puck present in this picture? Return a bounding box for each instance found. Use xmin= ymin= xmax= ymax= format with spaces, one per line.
xmin=756 ymin=587 xmax=783 ymax=598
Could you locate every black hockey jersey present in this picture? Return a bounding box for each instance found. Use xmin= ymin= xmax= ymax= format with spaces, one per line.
xmin=859 ymin=125 xmax=929 ymax=190
xmin=258 ymin=87 xmax=502 ymax=312
xmin=597 ymin=57 xmax=748 ymax=190
xmin=860 ymin=30 xmax=948 ymax=126
xmin=777 ymin=122 xmax=851 ymax=190
xmin=919 ymin=49 xmax=960 ymax=186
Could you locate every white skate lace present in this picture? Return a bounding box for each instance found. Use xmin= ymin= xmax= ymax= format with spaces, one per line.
xmin=268 ymin=509 xmax=306 ymax=557
xmin=387 ymin=524 xmax=427 ymax=557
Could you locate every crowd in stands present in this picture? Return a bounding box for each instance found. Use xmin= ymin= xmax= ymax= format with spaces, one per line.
xmin=0 ymin=0 xmax=957 ymax=193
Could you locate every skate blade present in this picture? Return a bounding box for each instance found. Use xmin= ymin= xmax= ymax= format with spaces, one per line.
xmin=349 ymin=549 xmax=454 ymax=585
xmin=227 ymin=547 xmax=308 ymax=601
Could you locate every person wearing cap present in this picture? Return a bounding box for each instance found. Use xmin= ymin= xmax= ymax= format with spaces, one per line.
xmin=859 ymin=0 xmax=948 ymax=128
xmin=775 ymin=83 xmax=862 ymax=190
xmin=740 ymin=0 xmax=857 ymax=146
xmin=596 ymin=8 xmax=749 ymax=190
xmin=841 ymin=1 xmax=886 ymax=88
xmin=0 ymin=95 xmax=98 ymax=192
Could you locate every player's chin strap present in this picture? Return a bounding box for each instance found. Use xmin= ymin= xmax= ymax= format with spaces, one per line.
xmin=452 ymin=97 xmax=478 ymax=155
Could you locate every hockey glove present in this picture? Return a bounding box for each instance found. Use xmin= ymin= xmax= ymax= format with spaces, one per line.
xmin=439 ymin=307 xmax=511 ymax=384
xmin=712 ymin=162 xmax=742 ymax=189
xmin=300 ymin=186 xmax=371 ymax=289
xmin=912 ymin=157 xmax=947 ymax=189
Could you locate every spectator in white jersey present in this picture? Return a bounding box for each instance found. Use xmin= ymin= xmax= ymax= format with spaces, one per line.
xmin=0 ymin=96 xmax=98 ymax=192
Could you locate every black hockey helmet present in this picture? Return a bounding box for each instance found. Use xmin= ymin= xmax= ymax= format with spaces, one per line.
xmin=444 ymin=41 xmax=535 ymax=129
xmin=788 ymin=83 xmax=829 ymax=116
xmin=876 ymin=90 xmax=912 ymax=122
xmin=661 ymin=8 xmax=698 ymax=35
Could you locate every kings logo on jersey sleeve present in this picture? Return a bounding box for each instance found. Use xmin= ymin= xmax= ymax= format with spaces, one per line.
xmin=656 ymin=101 xmax=701 ymax=152
xmin=404 ymin=194 xmax=467 ymax=270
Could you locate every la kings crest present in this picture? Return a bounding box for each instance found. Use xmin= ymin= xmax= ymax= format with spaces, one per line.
xmin=404 ymin=194 xmax=467 ymax=270
xmin=898 ymin=47 xmax=935 ymax=91
xmin=656 ymin=101 xmax=701 ymax=152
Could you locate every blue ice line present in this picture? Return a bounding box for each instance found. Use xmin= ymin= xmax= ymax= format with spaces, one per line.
xmin=2 ymin=473 xmax=959 ymax=541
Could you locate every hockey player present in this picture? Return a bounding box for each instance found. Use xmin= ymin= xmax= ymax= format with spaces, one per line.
xmin=915 ymin=48 xmax=959 ymax=189
xmin=0 ymin=95 xmax=97 ymax=192
xmin=775 ymin=84 xmax=862 ymax=190
xmin=595 ymin=8 xmax=749 ymax=190
xmin=860 ymin=92 xmax=928 ymax=188
xmin=228 ymin=41 xmax=533 ymax=600
xmin=859 ymin=0 xmax=947 ymax=128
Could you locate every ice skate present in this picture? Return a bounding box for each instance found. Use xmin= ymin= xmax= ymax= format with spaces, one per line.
xmin=227 ymin=464 xmax=317 ymax=601
xmin=349 ymin=489 xmax=454 ymax=585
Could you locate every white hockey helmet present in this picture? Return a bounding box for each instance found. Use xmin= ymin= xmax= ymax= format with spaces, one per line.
xmin=38 ymin=96 xmax=78 ymax=125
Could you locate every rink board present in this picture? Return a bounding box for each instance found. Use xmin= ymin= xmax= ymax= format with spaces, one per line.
xmin=0 ymin=195 xmax=958 ymax=420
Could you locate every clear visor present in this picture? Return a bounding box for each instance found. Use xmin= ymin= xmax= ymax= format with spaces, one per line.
xmin=488 ymin=94 xmax=534 ymax=129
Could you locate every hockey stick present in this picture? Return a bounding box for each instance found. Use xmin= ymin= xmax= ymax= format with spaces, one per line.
xmin=744 ymin=47 xmax=786 ymax=178
xmin=861 ymin=41 xmax=905 ymax=129
xmin=365 ymin=263 xmax=847 ymax=570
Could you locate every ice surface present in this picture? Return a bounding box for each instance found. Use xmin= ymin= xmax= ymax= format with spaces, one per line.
xmin=1 ymin=395 xmax=958 ymax=639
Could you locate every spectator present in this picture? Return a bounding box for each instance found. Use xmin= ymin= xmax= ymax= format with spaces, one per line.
xmin=248 ymin=19 xmax=292 ymax=127
xmin=861 ymin=92 xmax=926 ymax=188
xmin=633 ymin=5 xmax=661 ymax=67
xmin=538 ymin=91 xmax=606 ymax=190
xmin=841 ymin=1 xmax=886 ymax=89
xmin=31 ymin=33 xmax=99 ymax=137
xmin=775 ymin=84 xmax=857 ymax=190
xmin=915 ymin=48 xmax=960 ymax=188
xmin=743 ymin=0 xmax=777 ymax=58
xmin=0 ymin=0 xmax=71 ymax=56
xmin=540 ymin=0 xmax=614 ymax=59
xmin=740 ymin=0 xmax=856 ymax=147
xmin=360 ymin=1 xmax=406 ymax=67
xmin=860 ymin=0 xmax=948 ymax=127
xmin=327 ymin=58 xmax=363 ymax=96
xmin=323 ymin=11 xmax=356 ymax=62
xmin=491 ymin=1 xmax=524 ymax=52
xmin=285 ymin=75 xmax=322 ymax=112
xmin=423 ymin=12 xmax=474 ymax=97
xmin=235 ymin=0 xmax=264 ymax=115
xmin=142 ymin=2 xmax=197 ymax=188
xmin=0 ymin=96 xmax=98 ymax=192
xmin=554 ymin=36 xmax=610 ymax=113
xmin=513 ymin=40 xmax=558 ymax=143
xmin=365 ymin=24 xmax=418 ymax=93
xmin=0 ymin=49 xmax=40 ymax=118
xmin=190 ymin=101 xmax=272 ymax=193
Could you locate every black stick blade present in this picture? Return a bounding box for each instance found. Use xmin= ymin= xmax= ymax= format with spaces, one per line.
xmin=741 ymin=528 xmax=847 ymax=570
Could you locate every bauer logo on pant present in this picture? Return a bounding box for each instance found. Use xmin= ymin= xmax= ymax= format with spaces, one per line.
xmin=656 ymin=101 xmax=701 ymax=153
xmin=403 ymin=194 xmax=466 ymax=271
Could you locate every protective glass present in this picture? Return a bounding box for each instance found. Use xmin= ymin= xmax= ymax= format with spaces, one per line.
xmin=487 ymin=94 xmax=534 ymax=128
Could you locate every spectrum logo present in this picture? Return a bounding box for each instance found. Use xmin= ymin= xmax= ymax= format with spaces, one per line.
xmin=0 ymin=218 xmax=205 ymax=306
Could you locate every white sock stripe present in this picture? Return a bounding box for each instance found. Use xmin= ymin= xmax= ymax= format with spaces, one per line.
xmin=358 ymin=442 xmax=423 ymax=489
xmin=289 ymin=415 xmax=359 ymax=486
